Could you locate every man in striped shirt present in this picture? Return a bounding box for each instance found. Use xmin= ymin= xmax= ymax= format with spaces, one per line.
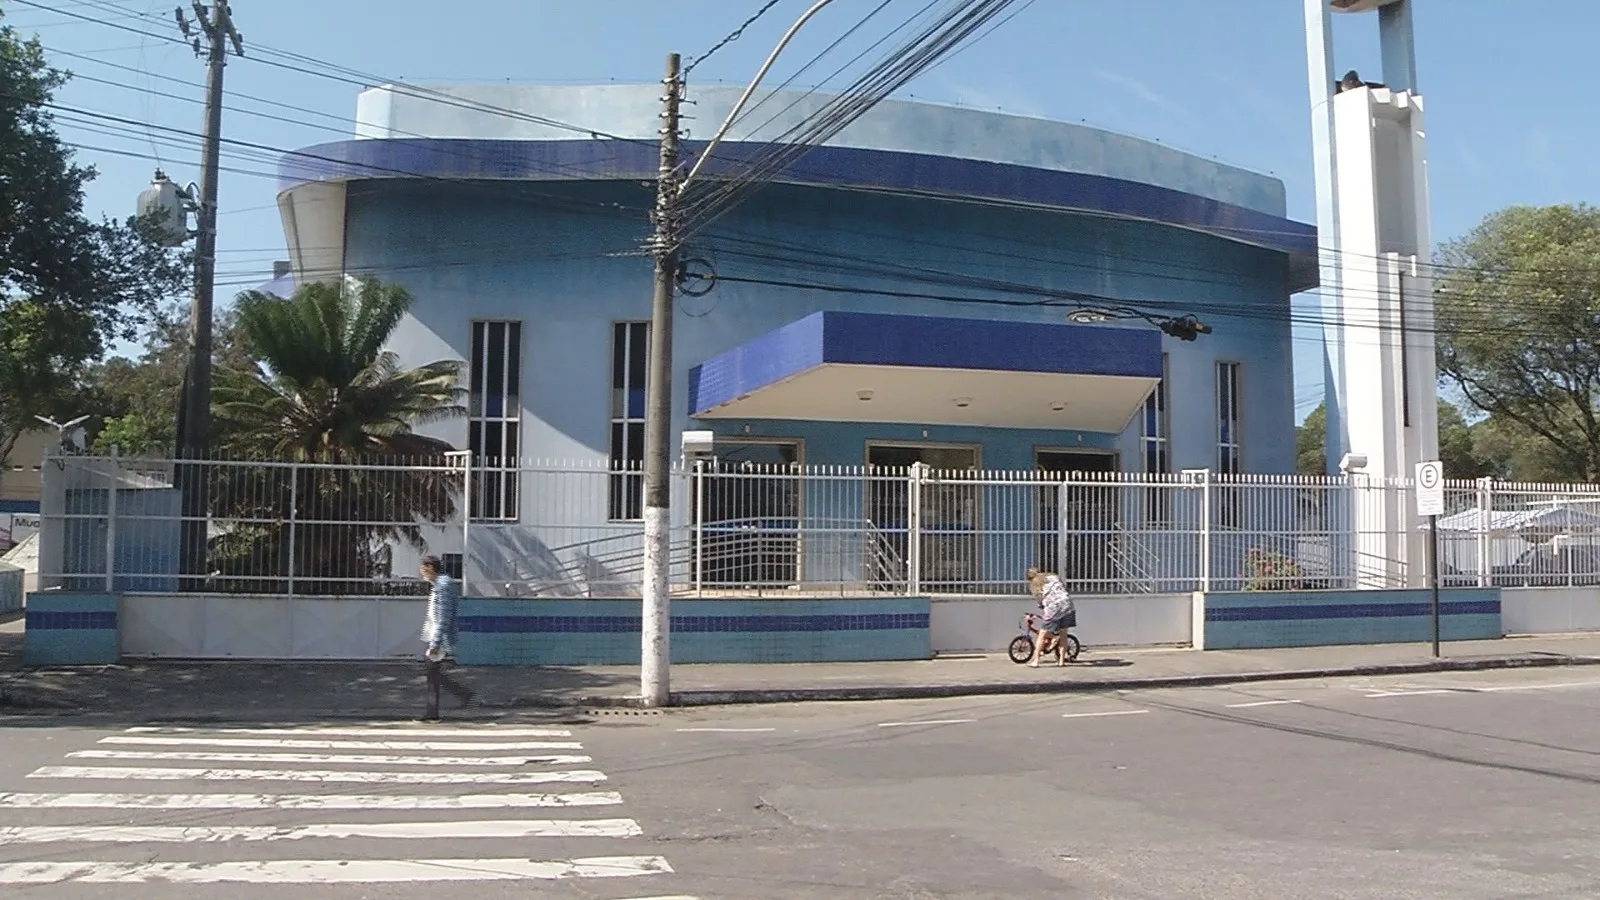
xmin=420 ymin=555 xmax=476 ymax=718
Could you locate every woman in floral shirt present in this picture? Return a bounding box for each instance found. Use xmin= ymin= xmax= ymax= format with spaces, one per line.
xmin=1025 ymin=567 xmax=1076 ymax=667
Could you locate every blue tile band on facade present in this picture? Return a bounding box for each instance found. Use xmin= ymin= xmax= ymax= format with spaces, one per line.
xmin=1207 ymin=600 xmax=1500 ymax=622
xmin=24 ymin=610 xmax=117 ymax=630
xmin=22 ymin=592 xmax=122 ymax=666
xmin=1198 ymin=588 xmax=1504 ymax=651
xmin=277 ymin=139 xmax=1318 ymax=278
xmin=462 ymin=612 xmax=930 ymax=635
xmin=454 ymin=597 xmax=933 ymax=665
xmin=687 ymin=310 xmax=1162 ymax=416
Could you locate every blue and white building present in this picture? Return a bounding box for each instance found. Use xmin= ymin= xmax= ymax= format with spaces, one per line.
xmin=271 ymin=83 xmax=1319 ymax=594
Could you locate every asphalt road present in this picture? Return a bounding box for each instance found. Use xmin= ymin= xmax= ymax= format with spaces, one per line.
xmin=5 ymin=667 xmax=1600 ymax=898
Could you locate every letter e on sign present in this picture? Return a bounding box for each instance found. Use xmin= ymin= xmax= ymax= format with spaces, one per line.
xmin=1415 ymin=460 xmax=1445 ymax=517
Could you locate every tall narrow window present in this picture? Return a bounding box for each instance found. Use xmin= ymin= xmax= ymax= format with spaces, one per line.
xmin=609 ymin=322 xmax=649 ymax=521
xmin=1216 ymin=361 xmax=1241 ymax=474
xmin=1142 ymin=353 xmax=1170 ymax=520
xmin=1216 ymin=361 xmax=1242 ymax=527
xmin=468 ymin=320 xmax=522 ymax=521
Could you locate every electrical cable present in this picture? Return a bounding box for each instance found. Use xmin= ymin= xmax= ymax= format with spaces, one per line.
xmin=678 ymin=0 xmax=1022 ymax=237
xmin=686 ymin=0 xmax=786 ymax=76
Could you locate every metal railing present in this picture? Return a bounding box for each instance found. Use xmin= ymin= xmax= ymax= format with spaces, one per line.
xmin=34 ymin=452 xmax=1600 ymax=597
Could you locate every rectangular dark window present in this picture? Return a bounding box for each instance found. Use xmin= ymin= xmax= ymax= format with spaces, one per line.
xmin=609 ymin=322 xmax=649 ymax=521
xmin=1216 ymin=361 xmax=1242 ymax=527
xmin=468 ymin=320 xmax=523 ymax=521
xmin=1216 ymin=361 xmax=1241 ymax=473
xmin=1142 ymin=353 xmax=1170 ymax=521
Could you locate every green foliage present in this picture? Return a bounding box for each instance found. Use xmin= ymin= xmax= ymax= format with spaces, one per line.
xmin=1295 ymin=400 xmax=1501 ymax=479
xmin=1243 ymin=548 xmax=1303 ymax=592
xmin=1435 ymin=204 xmax=1600 ymax=482
xmin=212 ymin=279 xmax=466 ymax=459
xmin=205 ymin=277 xmax=467 ymax=593
xmin=86 ymin=306 xmax=251 ymax=455
xmin=1295 ymin=404 xmax=1327 ymax=475
xmin=0 ymin=17 xmax=188 ymax=470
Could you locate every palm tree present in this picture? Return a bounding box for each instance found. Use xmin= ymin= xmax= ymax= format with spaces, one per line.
xmin=207 ymin=277 xmax=466 ymax=594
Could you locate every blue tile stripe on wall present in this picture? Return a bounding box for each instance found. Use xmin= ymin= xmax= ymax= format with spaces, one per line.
xmin=276 ymin=139 xmax=1318 ymax=264
xmin=689 ymin=310 xmax=1161 ymax=414
xmin=463 ymin=612 xmax=929 ymax=634
xmin=25 ymin=610 xmax=117 ymax=630
xmin=1207 ymin=600 xmax=1499 ymax=622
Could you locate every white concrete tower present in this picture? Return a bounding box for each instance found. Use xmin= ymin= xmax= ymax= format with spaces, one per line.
xmin=1305 ymin=0 xmax=1439 ymax=587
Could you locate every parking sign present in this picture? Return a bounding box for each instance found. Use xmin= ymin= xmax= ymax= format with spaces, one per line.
xmin=1415 ymin=460 xmax=1444 ymax=517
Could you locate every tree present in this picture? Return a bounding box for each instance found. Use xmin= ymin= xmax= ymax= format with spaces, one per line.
xmin=1435 ymin=204 xmax=1600 ymax=482
xmin=0 ymin=17 xmax=188 ymax=476
xmin=1295 ymin=400 xmax=1500 ymax=479
xmin=206 ymin=277 xmax=466 ymax=593
xmin=85 ymin=305 xmax=252 ymax=456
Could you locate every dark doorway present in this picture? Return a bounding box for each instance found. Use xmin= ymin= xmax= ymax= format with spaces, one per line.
xmin=866 ymin=443 xmax=980 ymax=592
xmin=1035 ymin=450 xmax=1119 ymax=594
xmin=695 ymin=440 xmax=801 ymax=588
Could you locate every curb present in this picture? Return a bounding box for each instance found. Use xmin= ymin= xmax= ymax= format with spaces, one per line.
xmin=535 ymin=652 xmax=1600 ymax=709
xmin=6 ymin=653 xmax=1600 ymax=719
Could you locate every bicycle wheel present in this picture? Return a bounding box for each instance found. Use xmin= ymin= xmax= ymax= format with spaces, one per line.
xmin=1064 ymin=634 xmax=1082 ymax=661
xmin=1007 ymin=635 xmax=1034 ymax=664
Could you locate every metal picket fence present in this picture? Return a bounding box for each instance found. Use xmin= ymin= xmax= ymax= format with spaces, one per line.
xmin=33 ymin=452 xmax=1600 ymax=597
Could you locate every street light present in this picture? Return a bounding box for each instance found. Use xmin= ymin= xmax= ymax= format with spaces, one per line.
xmin=33 ymin=415 xmax=89 ymax=453
xmin=678 ymin=0 xmax=840 ymax=194
xmin=638 ymin=0 xmax=843 ymax=709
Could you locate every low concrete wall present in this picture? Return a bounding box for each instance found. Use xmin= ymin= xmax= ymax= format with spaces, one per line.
xmin=1501 ymin=586 xmax=1600 ymax=635
xmin=119 ymin=594 xmax=426 ymax=660
xmin=930 ymin=594 xmax=1192 ymax=652
xmin=457 ymin=597 xmax=931 ymax=666
xmin=1195 ymin=588 xmax=1503 ymax=651
xmin=23 ymin=592 xmax=119 ymax=665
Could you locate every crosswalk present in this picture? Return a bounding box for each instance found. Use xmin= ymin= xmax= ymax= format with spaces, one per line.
xmin=0 ymin=721 xmax=694 ymax=895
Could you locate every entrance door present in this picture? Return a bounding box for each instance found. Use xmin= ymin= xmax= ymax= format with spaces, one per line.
xmin=695 ymin=440 xmax=801 ymax=588
xmin=1036 ymin=450 xmax=1119 ymax=594
xmin=866 ymin=444 xmax=980 ymax=592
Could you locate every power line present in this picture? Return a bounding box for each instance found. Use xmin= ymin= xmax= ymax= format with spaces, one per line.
xmin=686 ymin=0 xmax=786 ymax=76
xmin=23 ymin=93 xmax=653 ymax=225
xmin=678 ymin=0 xmax=1030 ymax=240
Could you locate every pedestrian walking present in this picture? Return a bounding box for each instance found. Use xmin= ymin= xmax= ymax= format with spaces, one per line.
xmin=419 ymin=555 xmax=475 ymax=719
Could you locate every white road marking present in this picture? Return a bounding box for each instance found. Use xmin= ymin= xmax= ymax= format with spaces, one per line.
xmin=0 ymin=818 xmax=644 ymax=845
xmin=0 ymin=855 xmax=673 ymax=884
xmin=876 ymin=719 xmax=976 ymax=728
xmin=1224 ymin=699 xmax=1304 ymax=708
xmin=1365 ymin=689 xmax=1455 ymax=698
xmin=674 ymin=728 xmax=776 ymax=733
xmin=28 ymin=766 xmax=606 ymax=785
xmin=125 ymin=725 xmax=572 ymax=737
xmin=68 ymin=749 xmax=593 ymax=767
xmin=1061 ymin=709 xmax=1150 ymax=719
xmin=610 ymin=896 xmax=702 ymax=900
xmin=100 ymin=736 xmax=582 ymax=751
xmin=1464 ymin=680 xmax=1600 ymax=693
xmin=0 ymin=791 xmax=625 ymax=810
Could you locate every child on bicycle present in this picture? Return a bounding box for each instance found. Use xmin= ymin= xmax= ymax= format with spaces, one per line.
xmin=1025 ymin=566 xmax=1076 ymax=667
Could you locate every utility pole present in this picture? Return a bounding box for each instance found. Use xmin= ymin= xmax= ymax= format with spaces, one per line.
xmin=640 ymin=53 xmax=682 ymax=708
xmin=174 ymin=2 xmax=244 ymax=587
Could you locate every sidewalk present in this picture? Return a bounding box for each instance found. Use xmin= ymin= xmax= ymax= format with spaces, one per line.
xmin=6 ymin=625 xmax=1600 ymax=720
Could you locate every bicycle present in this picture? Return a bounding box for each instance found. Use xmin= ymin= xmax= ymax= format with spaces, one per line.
xmin=1007 ymin=611 xmax=1081 ymax=664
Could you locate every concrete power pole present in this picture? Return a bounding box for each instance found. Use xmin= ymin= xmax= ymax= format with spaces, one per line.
xmin=174 ymin=1 xmax=244 ymax=585
xmin=640 ymin=53 xmax=683 ymax=708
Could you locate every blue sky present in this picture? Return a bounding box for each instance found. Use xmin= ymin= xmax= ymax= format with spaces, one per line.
xmin=10 ymin=0 xmax=1599 ymax=422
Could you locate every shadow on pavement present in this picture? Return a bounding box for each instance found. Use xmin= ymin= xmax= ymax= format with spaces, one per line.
xmin=0 ymin=659 xmax=631 ymax=725
xmin=1074 ymin=657 xmax=1133 ymax=667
